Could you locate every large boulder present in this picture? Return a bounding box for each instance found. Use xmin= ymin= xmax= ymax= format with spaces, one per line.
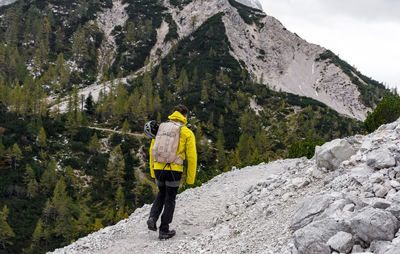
xmin=366 ymin=148 xmax=396 ymax=169
xmin=315 ymin=139 xmax=357 ymax=170
xmin=290 ymin=194 xmax=335 ymax=231
xmin=350 ymin=207 xmax=399 ymax=244
xmin=293 ymin=218 xmax=351 ymax=254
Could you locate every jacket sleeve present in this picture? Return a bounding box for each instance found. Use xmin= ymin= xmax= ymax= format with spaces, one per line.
xmin=185 ymin=130 xmax=197 ymax=184
xmin=149 ymin=139 xmax=155 ymax=178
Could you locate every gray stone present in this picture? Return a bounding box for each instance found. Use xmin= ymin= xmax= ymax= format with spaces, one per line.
xmin=370 ymin=173 xmax=385 ymax=183
xmin=294 ymin=218 xmax=351 ymax=254
xmin=290 ymin=194 xmax=335 ymax=231
xmin=315 ymin=139 xmax=357 ymax=170
xmin=291 ymin=177 xmax=310 ymax=188
xmin=350 ymin=166 xmax=374 ymax=184
xmin=351 ymin=244 xmax=364 ymax=253
xmin=386 ymin=203 xmax=400 ymax=220
xmin=367 ymin=148 xmax=396 ymax=169
xmin=369 ymin=240 xmax=393 ymax=254
xmin=350 ymin=207 xmax=399 ymax=244
xmin=361 ymin=198 xmax=391 ymax=209
xmin=327 ymin=231 xmax=354 ymax=253
xmin=390 ymin=180 xmax=400 ymax=189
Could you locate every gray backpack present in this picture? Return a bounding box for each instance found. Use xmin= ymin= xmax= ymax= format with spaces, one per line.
xmin=152 ymin=121 xmax=184 ymax=165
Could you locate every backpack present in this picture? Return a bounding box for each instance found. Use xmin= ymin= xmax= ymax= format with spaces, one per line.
xmin=152 ymin=121 xmax=184 ymax=165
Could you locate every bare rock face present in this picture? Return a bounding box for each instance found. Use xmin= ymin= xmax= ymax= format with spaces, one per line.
xmin=157 ymin=0 xmax=373 ymax=120
xmin=315 ymin=139 xmax=358 ymax=170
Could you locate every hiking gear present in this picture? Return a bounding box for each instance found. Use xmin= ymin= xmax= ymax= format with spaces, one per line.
xmin=159 ymin=229 xmax=176 ymax=240
xmin=149 ymin=111 xmax=197 ymax=184
xmin=147 ymin=217 xmax=157 ymax=231
xmin=150 ymin=170 xmax=182 ymax=232
xmin=152 ymin=120 xmax=184 ymax=165
xmin=144 ymin=120 xmax=159 ymax=139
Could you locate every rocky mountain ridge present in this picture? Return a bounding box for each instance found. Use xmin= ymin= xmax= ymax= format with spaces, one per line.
xmin=50 ymin=118 xmax=400 ymax=254
xmin=42 ymin=0 xmax=387 ymax=120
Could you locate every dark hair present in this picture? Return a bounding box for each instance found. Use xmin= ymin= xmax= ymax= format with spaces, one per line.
xmin=173 ymin=104 xmax=189 ymax=116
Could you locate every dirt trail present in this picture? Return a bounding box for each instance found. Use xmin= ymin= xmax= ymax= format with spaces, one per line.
xmin=87 ymin=126 xmax=146 ymax=138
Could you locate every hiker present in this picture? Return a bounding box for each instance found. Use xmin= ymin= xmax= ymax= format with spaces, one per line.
xmin=144 ymin=104 xmax=197 ymax=240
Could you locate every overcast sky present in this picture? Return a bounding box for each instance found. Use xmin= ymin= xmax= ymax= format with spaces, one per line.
xmin=259 ymin=0 xmax=400 ymax=90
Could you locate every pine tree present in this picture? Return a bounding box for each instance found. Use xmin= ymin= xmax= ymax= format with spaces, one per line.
xmin=216 ymin=130 xmax=226 ymax=169
xmin=105 ymin=145 xmax=126 ymax=189
xmin=0 ymin=205 xmax=15 ymax=249
xmin=114 ymin=185 xmax=127 ymax=222
xmin=40 ymin=158 xmax=58 ymax=194
xmin=37 ymin=126 xmax=47 ymax=148
xmin=11 ymin=143 xmax=22 ymax=170
xmin=52 ymin=177 xmax=78 ymax=243
xmin=24 ymin=164 xmax=38 ymax=199
xmin=84 ymin=93 xmax=94 ymax=115
xmin=121 ymin=119 xmax=130 ymax=135
xmin=30 ymin=218 xmax=45 ymax=250
xmin=88 ymin=133 xmax=100 ymax=154
xmin=237 ymin=134 xmax=249 ymax=165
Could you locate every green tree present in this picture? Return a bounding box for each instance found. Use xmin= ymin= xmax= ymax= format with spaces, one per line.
xmin=85 ymin=93 xmax=94 ymax=115
xmin=10 ymin=143 xmax=22 ymax=170
xmin=24 ymin=165 xmax=38 ymax=199
xmin=121 ymin=119 xmax=130 ymax=135
xmin=40 ymin=158 xmax=58 ymax=194
xmin=37 ymin=126 xmax=47 ymax=148
xmin=30 ymin=218 xmax=45 ymax=250
xmin=52 ymin=177 xmax=78 ymax=243
xmin=0 ymin=205 xmax=15 ymax=249
xmin=105 ymin=145 xmax=126 ymax=188
xmin=216 ymin=130 xmax=226 ymax=169
xmin=364 ymin=94 xmax=400 ymax=133
xmin=88 ymin=133 xmax=100 ymax=154
xmin=115 ymin=185 xmax=128 ymax=222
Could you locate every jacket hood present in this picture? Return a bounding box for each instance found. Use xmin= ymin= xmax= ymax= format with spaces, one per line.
xmin=168 ymin=111 xmax=187 ymax=125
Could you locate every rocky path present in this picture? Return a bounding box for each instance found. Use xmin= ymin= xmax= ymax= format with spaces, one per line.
xmin=50 ymin=158 xmax=315 ymax=254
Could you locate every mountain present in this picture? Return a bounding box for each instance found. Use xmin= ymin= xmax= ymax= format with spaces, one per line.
xmin=0 ymin=1 xmax=392 ymax=253
xmin=0 ymin=0 xmax=388 ymax=121
xmin=49 ymin=117 xmax=400 ymax=254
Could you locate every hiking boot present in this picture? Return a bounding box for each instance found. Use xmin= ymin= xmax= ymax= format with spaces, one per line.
xmin=147 ymin=217 xmax=157 ymax=231
xmin=159 ymin=229 xmax=176 ymax=240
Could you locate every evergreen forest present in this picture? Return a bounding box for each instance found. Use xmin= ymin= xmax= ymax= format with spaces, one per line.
xmin=0 ymin=0 xmax=392 ymax=253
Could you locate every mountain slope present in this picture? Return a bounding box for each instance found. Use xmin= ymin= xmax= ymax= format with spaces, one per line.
xmin=50 ymin=117 xmax=400 ymax=254
xmin=0 ymin=0 xmax=388 ymax=120
xmin=156 ymin=0 xmax=387 ymax=120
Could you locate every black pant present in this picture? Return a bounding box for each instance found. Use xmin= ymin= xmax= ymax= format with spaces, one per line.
xmin=149 ymin=170 xmax=182 ymax=232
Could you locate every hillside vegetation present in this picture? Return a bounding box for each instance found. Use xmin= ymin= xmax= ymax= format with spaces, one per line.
xmin=0 ymin=1 xmax=390 ymax=253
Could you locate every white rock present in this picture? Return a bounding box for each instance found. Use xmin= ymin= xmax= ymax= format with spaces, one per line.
xmin=366 ymin=148 xmax=396 ymax=169
xmin=350 ymin=207 xmax=399 ymax=244
xmin=390 ymin=180 xmax=400 ymax=189
xmin=327 ymin=231 xmax=354 ymax=253
xmin=315 ymin=139 xmax=357 ymax=170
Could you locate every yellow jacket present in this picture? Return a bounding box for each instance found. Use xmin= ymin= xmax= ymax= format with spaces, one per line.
xmin=149 ymin=111 xmax=197 ymax=184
